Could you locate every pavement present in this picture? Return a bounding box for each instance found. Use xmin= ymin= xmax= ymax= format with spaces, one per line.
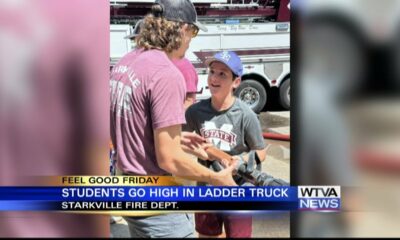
xmin=111 ymin=111 xmax=291 ymax=238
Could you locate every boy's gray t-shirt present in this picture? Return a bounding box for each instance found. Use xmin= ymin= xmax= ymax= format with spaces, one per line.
xmin=184 ymin=98 xmax=266 ymax=159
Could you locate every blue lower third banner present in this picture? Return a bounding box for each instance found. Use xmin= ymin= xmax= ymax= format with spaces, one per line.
xmin=0 ymin=186 xmax=340 ymax=212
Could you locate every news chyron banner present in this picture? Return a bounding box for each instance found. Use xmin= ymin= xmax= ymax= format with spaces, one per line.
xmin=0 ymin=176 xmax=340 ymax=215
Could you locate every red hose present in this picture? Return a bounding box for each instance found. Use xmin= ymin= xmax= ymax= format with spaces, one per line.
xmin=355 ymin=150 xmax=400 ymax=173
xmin=262 ymin=132 xmax=290 ymax=141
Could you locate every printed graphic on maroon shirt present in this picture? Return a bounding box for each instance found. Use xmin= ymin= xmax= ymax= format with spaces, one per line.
xmin=110 ymin=64 xmax=141 ymax=119
xmin=200 ymin=121 xmax=237 ymax=151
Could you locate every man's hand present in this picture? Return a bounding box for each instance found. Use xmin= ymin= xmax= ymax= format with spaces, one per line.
xmin=230 ymin=155 xmax=242 ymax=162
xmin=219 ymin=157 xmax=240 ymax=175
xmin=181 ymin=132 xmax=206 ymax=149
xmin=209 ymin=158 xmax=238 ymax=186
xmin=184 ymin=142 xmax=213 ymax=160
xmin=155 ymin=125 xmax=238 ymax=186
xmin=181 ymin=132 xmax=213 ymax=160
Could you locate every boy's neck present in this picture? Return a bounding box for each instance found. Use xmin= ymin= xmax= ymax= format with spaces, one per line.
xmin=211 ymin=95 xmax=235 ymax=111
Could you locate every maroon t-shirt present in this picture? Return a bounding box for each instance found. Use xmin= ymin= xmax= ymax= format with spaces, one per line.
xmin=110 ymin=49 xmax=186 ymax=175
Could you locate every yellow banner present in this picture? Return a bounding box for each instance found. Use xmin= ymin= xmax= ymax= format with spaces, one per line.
xmin=42 ymin=176 xmax=182 ymax=186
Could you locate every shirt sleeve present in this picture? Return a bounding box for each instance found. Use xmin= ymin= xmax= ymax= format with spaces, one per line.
xmin=183 ymin=105 xmax=196 ymax=132
xmin=149 ymin=67 xmax=186 ymax=130
xmin=244 ymin=111 xmax=267 ymax=150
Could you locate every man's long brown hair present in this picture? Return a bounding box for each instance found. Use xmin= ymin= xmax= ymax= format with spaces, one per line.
xmin=136 ymin=5 xmax=183 ymax=53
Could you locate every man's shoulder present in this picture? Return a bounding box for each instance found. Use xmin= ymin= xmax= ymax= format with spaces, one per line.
xmin=136 ymin=50 xmax=169 ymax=65
xmin=116 ymin=49 xmax=161 ymax=67
xmin=136 ymin=50 xmax=183 ymax=79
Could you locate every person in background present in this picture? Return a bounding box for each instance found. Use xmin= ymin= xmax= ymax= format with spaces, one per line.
xmin=126 ymin=20 xmax=199 ymax=110
xmin=173 ymin=57 xmax=199 ymax=109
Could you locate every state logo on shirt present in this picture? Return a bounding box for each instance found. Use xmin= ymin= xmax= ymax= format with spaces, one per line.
xmin=200 ymin=121 xmax=237 ymax=151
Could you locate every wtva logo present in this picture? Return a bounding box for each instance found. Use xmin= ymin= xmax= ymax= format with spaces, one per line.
xmin=298 ymin=186 xmax=341 ymax=211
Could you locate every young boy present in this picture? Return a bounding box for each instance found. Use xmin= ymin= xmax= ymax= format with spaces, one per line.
xmin=184 ymin=51 xmax=268 ymax=238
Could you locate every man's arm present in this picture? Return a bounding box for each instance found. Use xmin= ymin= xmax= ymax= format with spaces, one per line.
xmin=180 ymin=131 xmax=212 ymax=160
xmin=181 ymin=142 xmax=212 ymax=161
xmin=154 ymin=124 xmax=237 ymax=186
xmin=205 ymin=146 xmax=267 ymax=165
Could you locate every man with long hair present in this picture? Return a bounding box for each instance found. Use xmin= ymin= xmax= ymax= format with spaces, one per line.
xmin=110 ymin=0 xmax=237 ymax=238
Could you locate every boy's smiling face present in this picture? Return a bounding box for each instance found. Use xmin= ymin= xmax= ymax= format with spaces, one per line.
xmin=208 ymin=61 xmax=241 ymax=97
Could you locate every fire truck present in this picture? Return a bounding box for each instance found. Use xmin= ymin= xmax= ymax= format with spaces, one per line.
xmin=110 ymin=0 xmax=290 ymax=112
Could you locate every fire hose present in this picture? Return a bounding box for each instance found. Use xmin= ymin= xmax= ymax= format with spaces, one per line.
xmin=205 ymin=146 xmax=289 ymax=186
xmin=262 ymin=132 xmax=290 ymax=141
